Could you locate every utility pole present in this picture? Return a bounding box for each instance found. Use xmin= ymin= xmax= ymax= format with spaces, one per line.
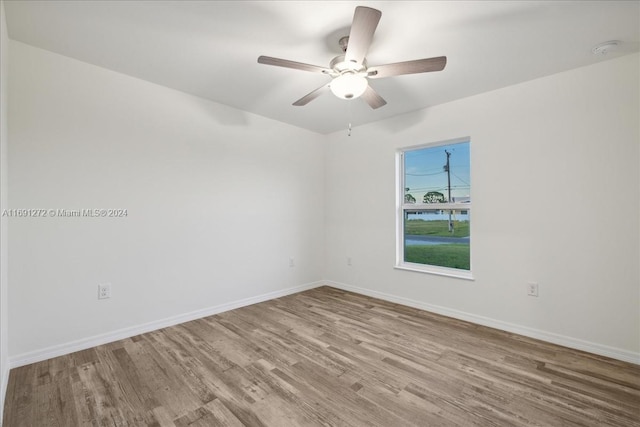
xmin=444 ymin=150 xmax=453 ymax=233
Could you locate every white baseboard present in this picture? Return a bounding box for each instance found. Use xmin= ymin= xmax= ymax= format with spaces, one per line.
xmin=0 ymin=362 xmax=8 ymax=422
xmin=9 ymin=281 xmax=324 ymax=369
xmin=325 ymin=280 xmax=640 ymax=365
xmin=9 ymin=280 xmax=638 ymax=368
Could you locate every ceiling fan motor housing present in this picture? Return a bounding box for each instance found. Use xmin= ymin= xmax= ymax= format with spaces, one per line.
xmin=330 ymin=55 xmax=367 ymax=74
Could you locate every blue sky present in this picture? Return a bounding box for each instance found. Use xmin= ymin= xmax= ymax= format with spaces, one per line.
xmin=404 ymin=141 xmax=470 ymax=202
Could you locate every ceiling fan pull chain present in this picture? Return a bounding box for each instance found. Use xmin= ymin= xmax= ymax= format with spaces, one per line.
xmin=347 ymin=98 xmax=353 ymax=136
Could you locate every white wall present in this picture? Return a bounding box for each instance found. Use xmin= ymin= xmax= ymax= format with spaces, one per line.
xmin=325 ymin=53 xmax=640 ymax=362
xmin=0 ymin=0 xmax=9 ymax=418
xmin=8 ymin=41 xmax=325 ymax=360
xmin=4 ymin=35 xmax=639 ymax=370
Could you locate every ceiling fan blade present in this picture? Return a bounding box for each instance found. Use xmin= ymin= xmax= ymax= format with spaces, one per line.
xmin=368 ymin=56 xmax=447 ymax=79
xmin=361 ymin=86 xmax=387 ymax=109
xmin=344 ymin=6 xmax=382 ymax=64
xmin=293 ymin=83 xmax=331 ymax=106
xmin=258 ymin=56 xmax=331 ymax=74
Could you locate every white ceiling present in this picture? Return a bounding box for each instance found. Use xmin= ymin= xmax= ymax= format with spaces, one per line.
xmin=4 ymin=1 xmax=639 ymax=134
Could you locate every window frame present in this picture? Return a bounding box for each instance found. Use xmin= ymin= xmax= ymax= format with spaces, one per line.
xmin=395 ymin=137 xmax=473 ymax=280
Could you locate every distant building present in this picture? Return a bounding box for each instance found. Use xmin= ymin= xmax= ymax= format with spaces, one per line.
xmin=452 ymin=196 xmax=470 ymax=203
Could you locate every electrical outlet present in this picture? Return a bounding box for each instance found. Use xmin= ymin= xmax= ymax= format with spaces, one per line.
xmin=289 ymin=257 xmax=295 ymax=267
xmin=527 ymin=282 xmax=539 ymax=297
xmin=347 ymin=257 xmax=352 ymax=266
xmin=98 ymin=283 xmax=111 ymax=299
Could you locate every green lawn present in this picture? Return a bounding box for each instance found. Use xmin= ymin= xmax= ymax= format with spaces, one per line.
xmin=405 ymin=219 xmax=469 ymax=238
xmin=405 ymin=244 xmax=470 ymax=270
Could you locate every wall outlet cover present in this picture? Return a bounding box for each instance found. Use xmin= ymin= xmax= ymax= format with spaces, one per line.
xmin=98 ymin=283 xmax=111 ymax=299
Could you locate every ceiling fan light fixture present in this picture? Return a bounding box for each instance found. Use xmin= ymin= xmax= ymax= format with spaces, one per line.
xmin=330 ymin=73 xmax=368 ymax=100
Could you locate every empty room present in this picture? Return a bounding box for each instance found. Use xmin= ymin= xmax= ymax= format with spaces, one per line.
xmin=0 ymin=1 xmax=638 ymax=426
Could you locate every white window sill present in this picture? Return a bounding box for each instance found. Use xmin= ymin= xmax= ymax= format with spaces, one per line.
xmin=394 ymin=263 xmax=474 ymax=281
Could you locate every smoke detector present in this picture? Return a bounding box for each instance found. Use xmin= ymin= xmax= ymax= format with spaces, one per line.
xmin=592 ymin=41 xmax=621 ymax=56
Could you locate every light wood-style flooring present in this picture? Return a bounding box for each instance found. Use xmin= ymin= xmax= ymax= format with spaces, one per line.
xmin=4 ymin=286 xmax=640 ymax=426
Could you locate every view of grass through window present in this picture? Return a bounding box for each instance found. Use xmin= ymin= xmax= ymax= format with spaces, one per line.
xmin=402 ymin=140 xmax=470 ymax=271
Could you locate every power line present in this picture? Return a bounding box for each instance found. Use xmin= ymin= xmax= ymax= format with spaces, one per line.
xmin=452 ymin=172 xmax=470 ymax=186
xmin=406 ymin=185 xmax=470 ymax=192
xmin=406 ymin=171 xmax=445 ymax=177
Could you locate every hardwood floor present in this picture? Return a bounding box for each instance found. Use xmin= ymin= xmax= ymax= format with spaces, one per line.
xmin=4 ymin=286 xmax=640 ymax=426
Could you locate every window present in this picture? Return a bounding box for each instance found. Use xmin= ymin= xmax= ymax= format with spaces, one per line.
xmin=396 ymin=138 xmax=472 ymax=279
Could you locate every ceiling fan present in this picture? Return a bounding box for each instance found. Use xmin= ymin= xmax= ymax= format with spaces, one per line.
xmin=257 ymin=6 xmax=447 ymax=109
